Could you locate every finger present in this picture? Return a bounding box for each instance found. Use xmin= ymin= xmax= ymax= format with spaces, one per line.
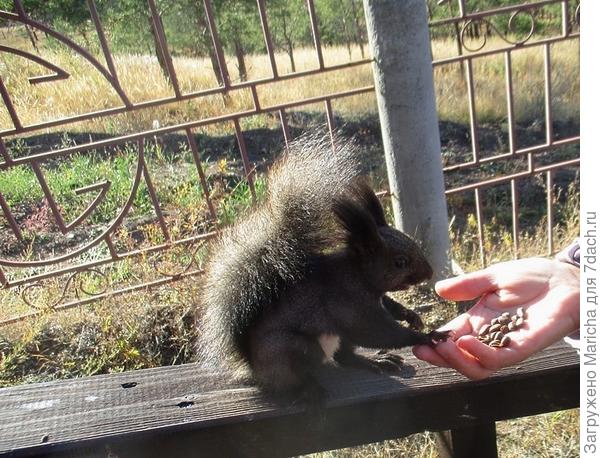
xmin=456 ymin=335 xmax=519 ymax=371
xmin=436 ymin=311 xmax=474 ymax=337
xmin=412 ymin=345 xmax=451 ymax=368
xmin=435 ymin=270 xmax=497 ymax=301
xmin=434 ymin=339 xmax=494 ymax=380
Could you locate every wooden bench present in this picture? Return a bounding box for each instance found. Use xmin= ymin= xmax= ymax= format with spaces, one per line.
xmin=0 ymin=340 xmax=578 ymax=458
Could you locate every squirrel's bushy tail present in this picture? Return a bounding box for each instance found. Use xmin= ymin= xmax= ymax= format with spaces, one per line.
xmin=197 ymin=133 xmax=360 ymax=377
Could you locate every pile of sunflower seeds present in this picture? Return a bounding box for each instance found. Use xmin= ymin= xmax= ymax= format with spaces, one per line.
xmin=477 ymin=307 xmax=527 ymax=348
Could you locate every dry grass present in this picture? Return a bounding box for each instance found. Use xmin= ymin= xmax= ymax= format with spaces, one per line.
xmin=0 ymin=38 xmax=579 ymax=135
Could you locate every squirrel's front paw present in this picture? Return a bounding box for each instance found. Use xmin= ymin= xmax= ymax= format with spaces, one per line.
xmin=404 ymin=310 xmax=425 ymax=331
xmin=427 ymin=330 xmax=454 ymax=345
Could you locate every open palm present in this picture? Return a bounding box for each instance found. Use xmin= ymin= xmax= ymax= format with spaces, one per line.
xmin=413 ymin=258 xmax=580 ymax=380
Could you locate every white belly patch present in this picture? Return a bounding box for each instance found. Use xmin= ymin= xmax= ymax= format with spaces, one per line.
xmin=318 ymin=334 xmax=341 ymax=361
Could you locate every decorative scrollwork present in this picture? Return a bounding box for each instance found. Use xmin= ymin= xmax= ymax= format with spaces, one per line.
xmin=150 ymin=242 xmax=205 ymax=278
xmin=21 ymin=268 xmax=108 ymax=310
xmin=460 ymin=9 xmax=536 ymax=52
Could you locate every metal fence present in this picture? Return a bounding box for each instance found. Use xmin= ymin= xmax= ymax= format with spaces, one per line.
xmin=0 ymin=0 xmax=580 ymax=325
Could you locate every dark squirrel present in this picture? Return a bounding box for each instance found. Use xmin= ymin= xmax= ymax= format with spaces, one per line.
xmin=197 ymin=134 xmax=450 ymax=397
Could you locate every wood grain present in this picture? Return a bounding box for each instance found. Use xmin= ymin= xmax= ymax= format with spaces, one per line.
xmin=0 ymin=341 xmax=579 ymax=457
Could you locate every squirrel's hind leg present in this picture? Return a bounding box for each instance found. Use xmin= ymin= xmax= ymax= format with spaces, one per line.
xmin=248 ymin=330 xmax=327 ymax=398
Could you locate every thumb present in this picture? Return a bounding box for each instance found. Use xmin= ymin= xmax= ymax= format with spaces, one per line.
xmin=435 ymin=270 xmax=497 ymax=301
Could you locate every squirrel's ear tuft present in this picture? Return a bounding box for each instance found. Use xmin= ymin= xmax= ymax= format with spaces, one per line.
xmin=352 ymin=179 xmax=387 ymax=227
xmin=333 ymin=196 xmax=383 ymax=255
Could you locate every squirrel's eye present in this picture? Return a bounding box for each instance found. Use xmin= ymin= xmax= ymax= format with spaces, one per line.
xmin=394 ymin=256 xmax=409 ymax=269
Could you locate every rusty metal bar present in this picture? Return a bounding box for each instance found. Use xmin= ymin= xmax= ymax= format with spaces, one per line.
xmin=104 ymin=235 xmax=119 ymax=260
xmin=430 ymin=0 xmax=562 ymax=27
xmin=443 ymin=136 xmax=580 ymax=172
xmin=0 ymin=77 xmax=23 ymax=130
xmin=250 ymin=85 xmax=261 ymax=111
xmin=233 ymin=118 xmax=256 ymax=200
xmin=87 ymin=0 xmax=131 ymax=107
xmin=543 ymin=44 xmax=554 ymax=145
xmin=306 ymin=0 xmax=325 ymax=69
xmin=474 ymin=187 xmax=486 ymax=267
xmin=256 ymin=0 xmax=278 ymax=78
xmin=562 ymin=0 xmax=570 ymax=36
xmin=185 ymin=127 xmax=217 ymax=221
xmin=457 ymin=0 xmax=467 ymax=17
xmin=445 ymin=158 xmax=579 ymax=195
xmin=30 ymin=161 xmax=68 ymax=233
xmin=3 ymin=232 xmax=215 ymax=289
xmin=464 ymin=58 xmax=480 ymax=163
xmin=431 ymin=34 xmax=578 ymax=68
xmin=140 ymin=153 xmax=171 ymax=242
xmin=0 ymin=191 xmax=23 ymax=242
xmin=203 ymin=0 xmax=231 ymax=88
xmin=4 ymin=85 xmax=375 ymax=167
xmin=279 ymin=109 xmax=292 ymax=146
xmin=0 ymin=138 xmax=11 ymax=163
xmin=0 ymin=58 xmax=373 ymax=138
xmin=510 ymin=179 xmax=520 ymax=258
xmin=147 ymin=0 xmax=181 ymax=98
xmin=0 ymin=45 xmax=69 ymax=84
xmin=0 ymin=10 xmax=131 ymax=106
xmin=325 ymin=98 xmax=336 ymax=148
xmin=0 ymin=141 xmax=146 ymax=268
xmin=1 ymin=268 xmax=203 ymax=327
xmin=546 ymin=170 xmax=555 ymax=254
xmin=505 ymin=51 xmax=517 ymax=155
xmin=13 ymin=0 xmax=26 ymax=18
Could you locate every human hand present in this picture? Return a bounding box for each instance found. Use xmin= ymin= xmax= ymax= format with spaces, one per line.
xmin=413 ymin=257 xmax=580 ymax=380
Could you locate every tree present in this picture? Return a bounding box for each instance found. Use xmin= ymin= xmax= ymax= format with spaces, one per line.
xmin=268 ymin=0 xmax=310 ymax=73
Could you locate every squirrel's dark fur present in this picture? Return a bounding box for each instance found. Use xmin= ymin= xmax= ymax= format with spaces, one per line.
xmin=197 ymin=134 xmax=449 ymax=396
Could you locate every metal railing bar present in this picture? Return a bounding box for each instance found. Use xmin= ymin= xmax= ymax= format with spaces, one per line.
xmin=0 ymin=59 xmax=373 ymax=138
xmin=0 ymin=10 xmax=131 ymax=106
xmin=561 ymin=0 xmax=570 ymax=36
xmin=185 ymin=127 xmax=217 ymax=221
xmin=306 ymin=0 xmax=325 ymax=69
xmin=140 ymin=154 xmax=171 ymax=242
xmin=147 ymin=0 xmax=181 ymax=98
xmin=279 ymin=109 xmax=292 ymax=146
xmin=0 ymin=191 xmax=23 ymax=242
xmin=546 ymin=170 xmax=555 ymax=254
xmin=464 ymin=58 xmax=480 ymax=163
xmin=505 ymin=51 xmax=517 ymax=155
xmin=543 ymin=44 xmax=554 ymax=145
xmin=511 ymin=179 xmax=520 ymax=258
xmin=0 ymin=268 xmax=203 ymax=327
xmin=1 ymin=232 xmax=215 ymax=289
xmin=203 ymin=0 xmax=231 ymax=89
xmin=324 ymin=98 xmax=336 ymax=149
xmin=0 ymin=77 xmax=23 ymax=130
xmin=442 ymin=135 xmax=579 ymax=172
xmin=233 ymin=118 xmax=256 ymax=200
xmin=256 ymin=0 xmax=279 ymax=78
xmin=445 ymin=158 xmax=579 ymax=194
xmin=0 ymin=138 xmax=12 ymax=163
xmin=474 ymin=187 xmax=486 ymax=267
xmin=30 ymin=161 xmax=68 ymax=233
xmin=431 ymin=34 xmax=579 ymax=67
xmin=2 ymin=86 xmax=375 ymax=167
xmin=0 ymin=141 xmax=146 ymax=268
xmin=430 ymin=0 xmax=565 ymax=27
xmin=87 ymin=0 xmax=131 ymax=107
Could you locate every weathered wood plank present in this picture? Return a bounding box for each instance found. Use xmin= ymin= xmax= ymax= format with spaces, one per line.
xmin=0 ymin=341 xmax=579 ymax=457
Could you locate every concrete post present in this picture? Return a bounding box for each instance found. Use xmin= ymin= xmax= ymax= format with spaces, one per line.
xmin=363 ymin=0 xmax=451 ymax=280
